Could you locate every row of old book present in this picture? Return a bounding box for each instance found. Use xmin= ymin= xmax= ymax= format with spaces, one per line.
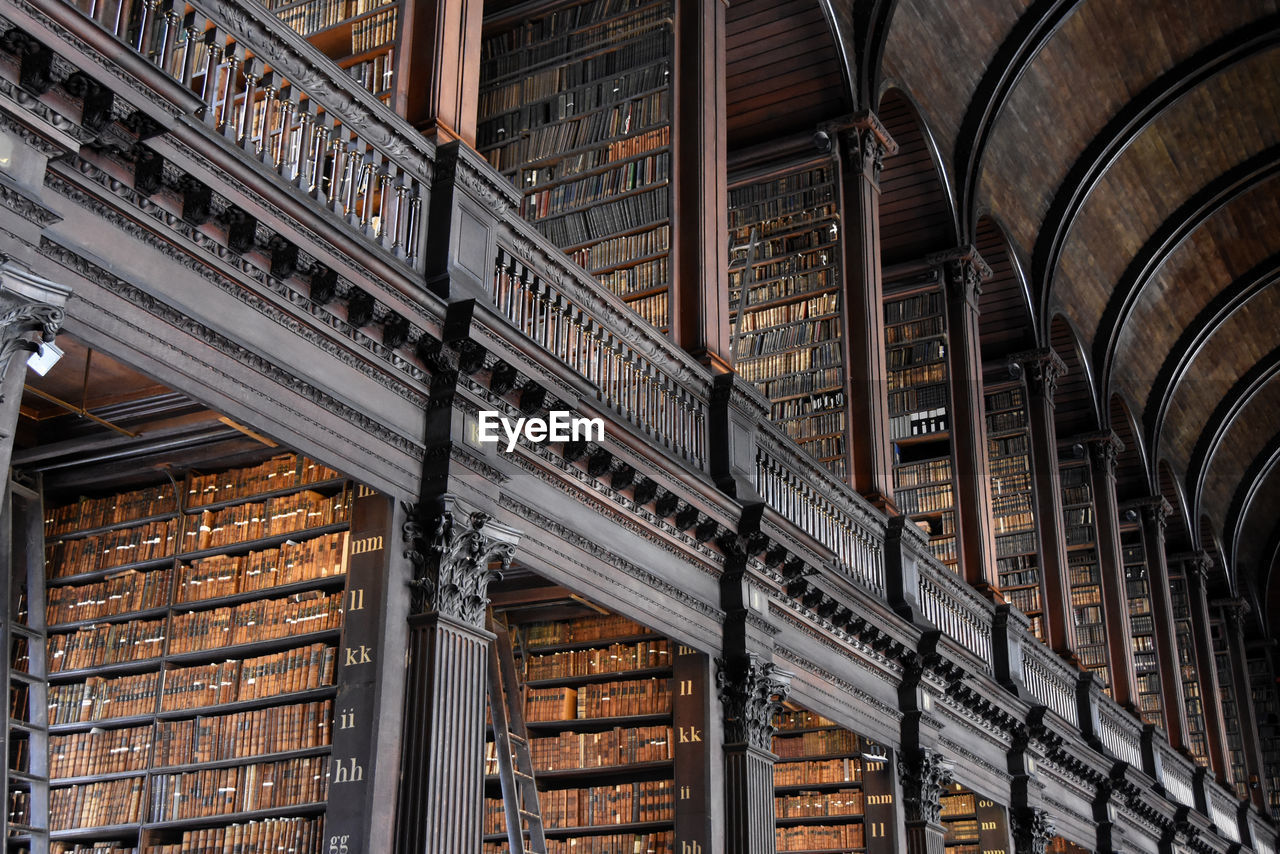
xmin=46 ymin=533 xmax=348 ymax=626
xmin=524 ymin=615 xmax=650 ymax=648
xmin=48 ymin=643 xmax=337 ymax=723
xmin=776 ymin=822 xmax=865 ymax=851
xmin=45 ymin=483 xmax=178 ymax=538
xmin=524 ymin=639 xmax=670 ymax=680
xmin=45 ymin=591 xmax=341 ymax=671
xmin=148 ymin=814 xmax=326 ymax=854
xmin=525 ymin=679 xmax=672 ymax=722
xmin=482 ymin=830 xmax=675 ymax=854
xmin=484 ymin=780 xmax=674 ymax=833
xmin=49 ymin=699 xmax=333 ymax=778
xmin=486 ymin=725 xmax=673 ymax=774
xmin=46 ymin=493 xmax=347 ymax=579
xmin=775 ymin=788 xmax=863 ymax=818
xmin=772 ymin=728 xmax=860 ymax=760
xmin=773 ymin=758 xmax=863 ymax=788
xmin=149 ymin=755 xmax=328 ymax=822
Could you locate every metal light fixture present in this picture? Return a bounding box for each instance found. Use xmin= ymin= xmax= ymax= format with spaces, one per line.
xmin=26 ymin=339 xmax=62 ymax=376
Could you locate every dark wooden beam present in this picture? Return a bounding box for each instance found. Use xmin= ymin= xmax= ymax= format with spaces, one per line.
xmin=854 ymin=0 xmax=896 ymax=110
xmin=1032 ymin=20 xmax=1280 ymax=333
xmin=1143 ymin=248 xmax=1280 ymax=465
xmin=954 ymin=0 xmax=1083 ymax=239
xmin=1224 ymin=432 xmax=1280 ymax=574
xmin=1186 ymin=346 xmax=1280 ymax=530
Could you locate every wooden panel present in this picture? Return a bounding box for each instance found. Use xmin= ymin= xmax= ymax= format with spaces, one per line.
xmin=976 ymin=217 xmax=1034 ymax=362
xmin=881 ymin=0 xmax=1030 ymax=190
xmin=878 ymin=90 xmax=956 ymax=264
xmin=1164 ymin=281 xmax=1280 ymax=473
xmin=980 ymin=0 xmax=1275 ymax=262
xmin=1056 ymin=49 xmax=1280 ymax=359
xmin=1114 ymin=177 xmax=1280 ymax=424
xmin=1108 ymin=394 xmax=1147 ymax=503
xmin=1050 ymin=316 xmax=1098 ymax=438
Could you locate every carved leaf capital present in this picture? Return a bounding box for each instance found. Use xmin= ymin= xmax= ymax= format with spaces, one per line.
xmin=716 ymin=654 xmax=792 ymax=751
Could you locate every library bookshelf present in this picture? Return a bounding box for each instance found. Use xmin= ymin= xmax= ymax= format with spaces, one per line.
xmin=1120 ymin=524 xmax=1162 ymax=727
xmin=1058 ymin=453 xmax=1110 ymax=691
xmin=1248 ymin=654 xmax=1280 ymax=817
xmin=884 ymin=271 xmax=957 ymax=570
xmin=939 ymin=782 xmax=1009 ymax=854
xmin=728 ymin=157 xmax=849 ymax=478
xmin=12 ymin=452 xmax=391 ymax=854
xmin=5 ymin=480 xmax=51 ymax=854
xmin=268 ymin=0 xmax=400 ymax=105
xmin=772 ymin=707 xmax=866 ymax=854
xmin=477 ymin=0 xmax=675 ymax=332
xmin=1210 ymin=615 xmax=1250 ymax=801
xmin=983 ymin=381 xmax=1045 ymax=640
xmin=1167 ymin=569 xmax=1210 ymax=766
xmin=482 ymin=609 xmax=710 ymax=854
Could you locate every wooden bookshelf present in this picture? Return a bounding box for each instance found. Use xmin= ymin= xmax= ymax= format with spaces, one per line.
xmin=885 ymin=273 xmax=956 ymax=570
xmin=1058 ymin=455 xmax=1110 ymax=691
xmin=940 ymin=783 xmax=1009 ymax=854
xmin=5 ymin=480 xmax=51 ymax=854
xmin=267 ymin=0 xmax=400 ymax=105
xmin=1210 ymin=617 xmax=1249 ymax=801
xmin=984 ymin=381 xmax=1044 ymax=640
xmin=728 ymin=158 xmax=848 ymax=478
xmin=1247 ymin=653 xmax=1280 ymax=817
xmin=1121 ymin=528 xmax=1162 ymax=727
xmin=32 ymin=453 xmax=385 ymax=854
xmin=478 ymin=0 xmax=675 ymax=331
xmin=772 ymin=707 xmax=869 ymax=854
xmin=483 ymin=611 xmax=690 ymax=854
xmin=1167 ymin=571 xmax=1210 ymax=766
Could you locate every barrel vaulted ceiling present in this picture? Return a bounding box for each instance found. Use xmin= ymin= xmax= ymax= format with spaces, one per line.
xmin=720 ymin=0 xmax=1280 ymax=626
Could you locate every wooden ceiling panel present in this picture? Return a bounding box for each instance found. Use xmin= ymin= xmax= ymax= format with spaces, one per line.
xmin=1109 ymin=394 xmax=1148 ymax=502
xmin=979 ymin=0 xmax=1275 ymax=262
xmin=878 ymin=90 xmax=957 ymax=264
xmin=1054 ymin=50 xmax=1280 ymax=359
xmin=1199 ymin=373 xmax=1280 ymax=531
xmin=1163 ymin=281 xmax=1280 ymax=472
xmin=725 ymin=0 xmax=845 ymax=148
xmin=1050 ymin=316 xmax=1099 ymax=437
xmin=976 ymin=217 xmax=1034 ymax=362
xmin=881 ymin=0 xmax=1030 ymax=193
xmin=1113 ymin=178 xmax=1280 ymax=414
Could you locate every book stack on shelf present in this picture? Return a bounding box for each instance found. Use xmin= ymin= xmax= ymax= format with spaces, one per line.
xmin=1048 ymin=837 xmax=1092 ymax=853
xmin=483 ymin=613 xmax=677 ymax=854
xmin=1210 ymin=618 xmax=1250 ymax=801
xmin=33 ymin=453 xmax=356 ymax=853
xmin=727 ymin=159 xmax=847 ymax=477
xmin=1121 ymin=530 xmax=1162 ymax=726
xmin=268 ymin=0 xmax=400 ymax=102
xmin=1247 ymin=656 xmax=1280 ymax=816
xmin=1059 ymin=458 xmax=1110 ymax=690
xmin=984 ymin=383 xmax=1045 ymax=639
xmin=1167 ymin=571 xmax=1210 ymax=766
xmin=478 ymin=0 xmax=675 ymax=331
xmin=5 ymin=482 xmax=49 ymax=854
xmin=771 ymin=707 xmax=867 ymax=853
xmin=940 ymin=785 xmax=980 ymax=854
xmin=884 ymin=277 xmax=957 ymax=570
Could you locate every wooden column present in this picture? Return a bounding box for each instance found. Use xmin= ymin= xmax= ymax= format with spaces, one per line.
xmin=937 ymin=247 xmax=998 ymax=589
xmin=1010 ymin=807 xmax=1054 ymax=854
xmin=899 ymin=748 xmax=952 ymax=854
xmin=1217 ymin=598 xmax=1270 ymax=811
xmin=833 ymin=113 xmax=898 ymax=509
xmin=1084 ymin=431 xmax=1139 ymax=709
xmin=719 ymin=653 xmax=790 ymax=854
xmin=0 ymin=261 xmax=71 ymax=476
xmin=400 ymin=0 xmax=484 ymax=143
xmin=671 ymin=0 xmax=730 ymax=370
xmin=394 ymin=497 xmax=520 ymax=854
xmin=1135 ymin=497 xmax=1190 ymax=748
xmin=1012 ymin=348 xmax=1076 ymax=657
xmin=1180 ymin=554 xmax=1232 ymax=783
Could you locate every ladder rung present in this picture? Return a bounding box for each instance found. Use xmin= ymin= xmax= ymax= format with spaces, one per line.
xmin=514 ymin=771 xmax=534 ymax=781
xmin=519 ymin=810 xmax=542 ymax=820
xmin=507 ymin=733 xmax=527 ymax=744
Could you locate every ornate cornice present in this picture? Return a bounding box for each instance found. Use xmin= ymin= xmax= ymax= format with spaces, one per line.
xmin=899 ymin=747 xmax=955 ymax=825
xmin=0 ymin=179 xmax=61 ymax=227
xmin=773 ymin=646 xmax=902 ymax=723
xmin=403 ymin=498 xmax=519 ymax=625
xmin=716 ymin=653 xmax=792 ymax=751
xmin=1078 ymin=430 xmax=1124 ymax=474
xmin=1011 ymin=806 xmax=1055 ymax=854
xmin=928 ymin=245 xmax=992 ymax=305
xmin=1011 ymin=347 xmax=1068 ymax=403
xmin=1131 ymin=495 xmax=1173 ymax=532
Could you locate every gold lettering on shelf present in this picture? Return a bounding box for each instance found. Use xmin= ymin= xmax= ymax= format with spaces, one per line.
xmin=340 ymin=708 xmax=356 ymax=729
xmin=679 ymin=679 xmax=694 ymax=696
xmin=982 ymin=821 xmax=998 ymax=831
xmin=677 ymin=645 xmax=695 ymax=656
xmin=678 ymin=726 xmax=703 ymax=743
xmin=332 ymin=757 xmax=365 ymax=784
xmin=356 ymin=484 xmax=375 ymax=499
xmin=867 ymin=794 xmax=893 ymax=805
xmin=351 ymin=536 xmax=384 ymax=555
xmin=348 ymin=588 xmax=366 ymax=611
xmin=869 ymin=822 xmax=887 ymax=839
xmin=328 ymin=834 xmax=351 ymax=854
xmin=680 ymin=785 xmax=691 ymax=800
xmin=344 ymin=645 xmax=374 ymax=666
xmin=680 ymin=843 xmax=702 ymax=854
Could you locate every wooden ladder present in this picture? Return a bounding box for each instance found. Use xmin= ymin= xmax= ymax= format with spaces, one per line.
xmin=486 ymin=613 xmax=547 ymax=854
